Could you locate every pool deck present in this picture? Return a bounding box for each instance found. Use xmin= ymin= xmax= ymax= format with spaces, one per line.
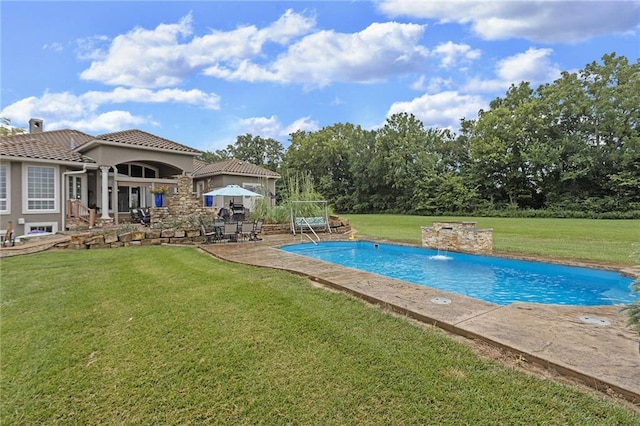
xmin=199 ymin=233 xmax=640 ymax=405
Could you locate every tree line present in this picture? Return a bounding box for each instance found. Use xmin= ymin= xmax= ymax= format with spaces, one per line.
xmin=174 ymin=53 xmax=636 ymax=218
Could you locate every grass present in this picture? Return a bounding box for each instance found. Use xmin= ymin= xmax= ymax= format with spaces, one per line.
xmin=342 ymin=215 xmax=640 ymax=266
xmin=2 ymin=246 xmax=639 ymax=424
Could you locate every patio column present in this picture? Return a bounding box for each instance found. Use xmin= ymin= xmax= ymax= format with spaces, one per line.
xmin=100 ymin=166 xmax=111 ymax=219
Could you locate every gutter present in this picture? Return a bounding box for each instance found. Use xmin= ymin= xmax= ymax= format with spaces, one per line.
xmin=61 ymin=164 xmax=91 ymax=231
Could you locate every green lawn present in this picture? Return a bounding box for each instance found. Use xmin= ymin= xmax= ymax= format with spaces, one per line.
xmin=343 ymin=215 xmax=640 ymax=266
xmin=1 ymin=246 xmax=638 ymax=424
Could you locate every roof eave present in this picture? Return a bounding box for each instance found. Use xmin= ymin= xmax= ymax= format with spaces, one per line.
xmin=79 ymin=139 xmax=202 ymax=156
xmin=0 ymin=155 xmax=98 ymax=168
xmin=194 ymin=171 xmax=281 ymax=179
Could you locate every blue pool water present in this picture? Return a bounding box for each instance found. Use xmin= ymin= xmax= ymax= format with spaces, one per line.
xmin=280 ymin=241 xmax=637 ymax=306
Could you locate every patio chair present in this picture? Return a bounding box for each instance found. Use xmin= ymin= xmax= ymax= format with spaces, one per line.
xmin=223 ymin=222 xmax=239 ymax=242
xmin=137 ymin=208 xmax=150 ymax=226
xmin=200 ymin=223 xmax=218 ymax=244
xmin=250 ymin=219 xmax=264 ymax=241
xmin=241 ymin=221 xmax=254 ymax=242
xmin=213 ymin=219 xmax=225 ymax=241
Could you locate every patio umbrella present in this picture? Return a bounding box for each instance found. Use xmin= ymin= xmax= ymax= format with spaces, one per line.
xmin=203 ymin=185 xmax=263 ymax=198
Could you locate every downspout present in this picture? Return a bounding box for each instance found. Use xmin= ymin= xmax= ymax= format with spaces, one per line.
xmin=61 ymin=164 xmax=90 ymax=232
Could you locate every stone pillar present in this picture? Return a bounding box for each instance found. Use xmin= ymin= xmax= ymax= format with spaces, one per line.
xmin=100 ymin=166 xmax=111 ymax=219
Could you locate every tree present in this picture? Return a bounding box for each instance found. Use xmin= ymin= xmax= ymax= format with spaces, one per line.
xmin=370 ymin=113 xmax=438 ymax=212
xmin=282 ymin=124 xmax=370 ymax=212
xmin=199 ymin=149 xmax=231 ymax=163
xmin=0 ymin=118 xmax=26 ymax=136
xmin=537 ymin=53 xmax=640 ymax=211
xmin=228 ymin=134 xmax=284 ymax=172
xmin=199 ymin=134 xmax=284 ymax=172
xmin=582 ymin=54 xmax=640 ymax=209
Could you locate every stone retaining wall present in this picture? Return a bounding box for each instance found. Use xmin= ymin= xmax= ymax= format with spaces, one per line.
xmin=62 ymin=228 xmax=207 ymax=250
xmin=58 ymin=216 xmax=350 ymax=250
xmin=421 ymin=221 xmax=492 ymax=254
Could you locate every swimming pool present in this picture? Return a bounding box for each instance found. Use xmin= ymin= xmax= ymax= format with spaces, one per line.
xmin=280 ymin=241 xmax=638 ymax=306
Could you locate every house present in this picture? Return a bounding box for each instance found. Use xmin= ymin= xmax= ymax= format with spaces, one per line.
xmin=0 ymin=118 xmax=280 ymax=239
xmin=193 ymin=157 xmax=280 ymax=212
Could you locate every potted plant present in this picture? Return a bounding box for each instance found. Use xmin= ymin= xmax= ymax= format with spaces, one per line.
xmin=150 ymin=185 xmax=169 ymax=207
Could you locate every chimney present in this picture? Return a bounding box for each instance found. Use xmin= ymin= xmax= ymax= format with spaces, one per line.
xmin=29 ymin=118 xmax=44 ymax=133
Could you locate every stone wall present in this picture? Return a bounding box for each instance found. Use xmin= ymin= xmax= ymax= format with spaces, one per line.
xmin=263 ymin=215 xmax=351 ymax=235
xmin=64 ymin=228 xmax=206 ymax=250
xmin=63 ymin=217 xmax=351 ymax=250
xmin=55 ymin=178 xmax=352 ymax=250
xmin=150 ymin=175 xmax=211 ymax=229
xmin=421 ymin=221 xmax=492 ymax=254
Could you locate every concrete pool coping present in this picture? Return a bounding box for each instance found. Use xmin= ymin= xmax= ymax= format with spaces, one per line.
xmin=199 ymin=234 xmax=640 ymax=405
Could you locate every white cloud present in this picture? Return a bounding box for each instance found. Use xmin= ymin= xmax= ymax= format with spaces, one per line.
xmin=76 ymin=35 xmax=111 ymax=60
xmin=75 ymin=11 xmax=435 ymax=90
xmin=0 ymin=92 xmax=86 ymax=124
xmin=463 ymin=47 xmax=561 ymax=93
xmin=80 ymin=14 xmax=195 ymax=87
xmin=378 ymin=0 xmax=640 ymax=43
xmin=258 ymin=8 xmax=318 ymax=44
xmin=268 ymin=22 xmax=429 ymax=88
xmin=55 ymin=111 xmax=151 ymax=133
xmin=0 ymin=92 xmax=150 ymax=132
xmin=497 ymin=47 xmax=561 ymax=82
xmin=235 ymin=115 xmax=320 ymax=140
xmin=411 ymin=75 xmax=427 ymax=91
xmin=42 ymin=42 xmax=64 ymax=52
xmin=80 ymin=10 xmax=316 ymax=88
xmin=0 ymin=87 xmax=219 ymax=132
xmin=201 ymin=22 xmax=430 ymax=88
xmin=387 ymin=91 xmax=486 ymax=130
xmin=462 ymin=76 xmax=510 ymax=94
xmin=238 ymin=115 xmax=283 ymax=139
xmin=411 ymin=75 xmax=454 ymax=91
xmin=428 ymin=76 xmax=454 ymax=92
xmin=82 ymin=87 xmax=220 ymax=110
xmin=283 ymin=116 xmax=320 ymax=135
xmin=432 ymin=41 xmax=481 ymax=68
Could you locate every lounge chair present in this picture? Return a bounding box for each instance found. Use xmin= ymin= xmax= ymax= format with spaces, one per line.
xmin=200 ymin=223 xmax=218 ymax=244
xmin=137 ymin=208 xmax=150 ymax=226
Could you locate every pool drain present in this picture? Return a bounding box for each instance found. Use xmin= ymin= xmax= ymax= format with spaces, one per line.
xmin=431 ymin=297 xmax=452 ymax=305
xmin=578 ymin=315 xmax=611 ymax=326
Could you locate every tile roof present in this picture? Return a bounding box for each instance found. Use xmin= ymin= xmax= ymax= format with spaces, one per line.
xmin=93 ymin=129 xmax=201 ymax=154
xmin=193 ymin=158 xmax=281 ymax=179
xmin=1 ymin=129 xmax=94 ymax=150
xmin=1 ymin=130 xmax=95 ymax=163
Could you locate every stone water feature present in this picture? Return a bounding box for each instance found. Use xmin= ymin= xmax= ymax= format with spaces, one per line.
xmin=421 ymin=221 xmax=492 ymax=254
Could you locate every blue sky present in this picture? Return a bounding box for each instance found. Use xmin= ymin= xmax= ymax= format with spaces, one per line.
xmin=2 ymin=1 xmax=639 ymax=152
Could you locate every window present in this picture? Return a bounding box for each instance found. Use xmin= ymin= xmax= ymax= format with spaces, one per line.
xmin=243 ymin=183 xmax=264 ymax=194
xmin=26 ymin=222 xmax=57 ymax=234
xmin=25 ymin=165 xmax=57 ymax=212
xmin=0 ymin=164 xmax=8 ymax=212
xmin=68 ymin=175 xmax=82 ymax=200
xmin=196 ymin=180 xmax=204 ymax=197
xmin=116 ymin=164 xmax=128 ymax=175
xmin=130 ymin=165 xmax=143 ymax=177
xmin=115 ymin=163 xmax=158 ymax=178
